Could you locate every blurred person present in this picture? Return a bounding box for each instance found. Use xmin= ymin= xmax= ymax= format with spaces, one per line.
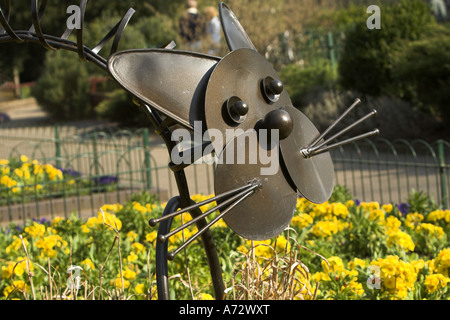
xmin=203 ymin=6 xmax=222 ymax=55
xmin=430 ymin=0 xmax=447 ymax=22
xmin=179 ymin=0 xmax=205 ymax=51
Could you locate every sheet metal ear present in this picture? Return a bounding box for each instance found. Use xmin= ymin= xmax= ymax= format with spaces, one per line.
xmin=218 ymin=2 xmax=257 ymax=52
xmin=108 ymin=49 xmax=220 ymax=129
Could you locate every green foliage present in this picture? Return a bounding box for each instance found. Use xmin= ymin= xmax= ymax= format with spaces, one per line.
xmin=388 ymin=26 xmax=450 ymax=121
xmin=31 ymin=14 xmax=150 ymax=122
xmin=329 ymin=185 xmax=353 ymax=204
xmin=338 ymin=0 xmax=436 ymax=97
xmin=279 ymin=60 xmax=337 ymax=108
xmin=31 ymin=50 xmax=91 ymax=120
xmin=95 ymin=90 xmax=147 ymax=127
xmin=406 ymin=190 xmax=438 ymax=214
xmin=133 ymin=14 xmax=181 ymax=48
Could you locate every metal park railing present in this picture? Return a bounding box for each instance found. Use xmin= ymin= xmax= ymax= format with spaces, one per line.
xmin=330 ymin=138 xmax=450 ymax=209
xmin=0 ymin=124 xmax=449 ymax=225
xmin=0 ymin=124 xmax=216 ymax=225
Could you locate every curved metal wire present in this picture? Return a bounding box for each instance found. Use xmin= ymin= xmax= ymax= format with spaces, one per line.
xmin=0 ymin=0 xmax=136 ymax=71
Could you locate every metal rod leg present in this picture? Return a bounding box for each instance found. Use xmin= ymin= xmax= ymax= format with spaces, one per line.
xmin=141 ymin=103 xmax=225 ymax=300
xmin=155 ymin=196 xmax=181 ymax=300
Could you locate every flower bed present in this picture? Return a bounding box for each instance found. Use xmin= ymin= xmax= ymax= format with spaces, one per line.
xmin=0 ymin=155 xmax=118 ymax=207
xmin=0 ymin=189 xmax=449 ymax=300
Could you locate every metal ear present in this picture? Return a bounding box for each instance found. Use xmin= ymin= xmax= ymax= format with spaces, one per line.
xmin=107 ymin=49 xmax=220 ymax=130
xmin=218 ymin=2 xmax=257 ymax=52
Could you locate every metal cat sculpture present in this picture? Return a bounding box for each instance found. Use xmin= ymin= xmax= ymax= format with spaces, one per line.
xmin=0 ymin=1 xmax=379 ymax=300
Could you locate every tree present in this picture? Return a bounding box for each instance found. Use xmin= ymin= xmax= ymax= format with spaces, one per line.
xmin=338 ymin=0 xmax=436 ymax=96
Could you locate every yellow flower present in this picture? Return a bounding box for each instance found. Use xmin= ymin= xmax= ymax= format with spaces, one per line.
xmin=405 ymin=213 xmax=424 ymax=229
xmin=127 ymin=231 xmax=138 ymax=242
xmin=81 ymin=224 xmax=90 ymax=234
xmin=1 ymin=175 xmax=17 ymax=188
xmin=275 ymin=236 xmax=290 ymax=254
xmin=6 ymin=236 xmax=28 ymax=254
xmin=135 ymin=283 xmax=145 ymax=295
xmin=213 ymin=218 xmax=228 ymax=228
xmin=20 ymin=155 xmax=29 ymax=163
xmin=131 ymin=242 xmax=145 ymax=254
xmin=81 ymin=258 xmax=95 ymax=271
xmin=35 ymin=234 xmax=67 ymax=258
xmin=427 ymin=209 xmax=445 ymax=222
xmin=434 ymin=248 xmax=450 ymax=277
xmin=122 ymin=268 xmax=137 ymax=280
xmin=322 ymin=256 xmax=345 ymax=274
xmin=382 ymin=204 xmax=393 ymax=213
xmin=424 ymin=274 xmax=450 ymax=293
xmin=127 ymin=252 xmax=138 ymax=263
xmin=14 ymin=168 xmax=23 ymax=178
xmin=312 ymin=220 xmax=338 ymax=238
xmin=25 ymin=222 xmax=46 ymax=239
xmin=386 ymin=231 xmax=415 ymax=252
xmin=132 ymin=202 xmax=147 ymax=215
xmin=1 ymin=260 xmax=29 ymax=279
xmin=359 ymin=201 xmax=380 ymax=212
xmin=310 ymin=202 xmax=329 ymax=219
xmin=370 ymin=256 xmax=417 ymax=299
xmin=111 ymin=277 xmax=130 ymax=289
xmin=297 ymin=197 xmax=312 ymax=212
xmin=415 ymin=223 xmax=444 ymax=239
xmin=312 ymin=271 xmax=331 ymax=282
xmin=97 ymin=211 xmax=122 ymax=231
xmin=345 ymin=200 xmax=355 ymax=208
xmin=411 ymin=259 xmax=425 ymax=273
xmin=145 ymin=231 xmax=158 ymax=243
xmin=198 ymin=293 xmax=214 ymax=300
xmin=3 ymin=285 xmax=14 ymax=297
xmin=342 ymin=278 xmax=364 ymax=296
xmin=51 ymin=216 xmax=64 ymax=226
xmin=328 ymin=202 xmax=349 ymax=218
xmin=348 ymin=258 xmax=366 ymax=270
xmin=291 ymin=213 xmax=313 ymax=229
xmin=384 ymin=216 xmax=401 ymax=233
xmin=368 ymin=209 xmax=385 ymax=223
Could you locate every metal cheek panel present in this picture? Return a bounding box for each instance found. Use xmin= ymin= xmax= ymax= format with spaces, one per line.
xmin=107 ymin=49 xmax=220 ymax=129
xmin=214 ymin=131 xmax=297 ymax=241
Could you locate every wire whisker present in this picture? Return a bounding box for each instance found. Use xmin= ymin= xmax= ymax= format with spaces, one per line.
xmin=149 ymin=183 xmax=257 ymax=227
xmin=306 ymin=129 xmax=380 ymax=157
xmin=167 ymin=189 xmax=255 ymax=260
xmin=303 ymin=109 xmax=377 ymax=157
xmin=308 ymin=98 xmax=361 ymax=148
xmin=157 ymin=183 xmax=260 ymax=243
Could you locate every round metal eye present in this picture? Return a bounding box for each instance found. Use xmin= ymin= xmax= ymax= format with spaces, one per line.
xmin=262 ymin=76 xmax=284 ymax=103
xmin=226 ymin=96 xmax=248 ymax=124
